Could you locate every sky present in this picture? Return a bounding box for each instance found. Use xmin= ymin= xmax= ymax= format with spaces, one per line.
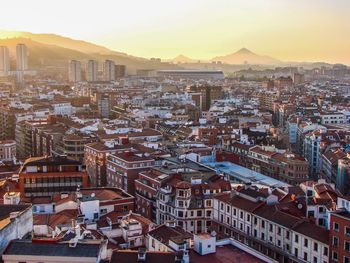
xmin=0 ymin=0 xmax=350 ymax=64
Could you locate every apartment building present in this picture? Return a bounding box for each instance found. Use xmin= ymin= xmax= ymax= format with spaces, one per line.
xmin=212 ymin=186 xmax=330 ymax=263
xmin=107 ymin=151 xmax=155 ymax=195
xmin=18 ymin=156 xmax=88 ymax=197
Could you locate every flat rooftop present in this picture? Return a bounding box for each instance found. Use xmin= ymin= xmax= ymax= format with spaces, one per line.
xmin=190 ymin=245 xmax=264 ymax=263
xmin=204 ymin=161 xmax=290 ymax=188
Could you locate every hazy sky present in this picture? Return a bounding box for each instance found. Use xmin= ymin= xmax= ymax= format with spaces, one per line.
xmin=1 ymin=0 xmax=350 ymax=64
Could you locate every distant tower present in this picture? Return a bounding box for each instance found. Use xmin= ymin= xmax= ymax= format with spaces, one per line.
xmin=86 ymin=60 xmax=98 ymax=82
xmin=103 ymin=60 xmax=115 ymax=81
xmin=68 ymin=60 xmax=82 ymax=82
xmin=0 ymin=46 xmax=10 ymax=75
xmin=16 ymin=44 xmax=28 ymax=71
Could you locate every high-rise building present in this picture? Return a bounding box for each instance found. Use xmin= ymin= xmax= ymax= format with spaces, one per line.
xmin=16 ymin=44 xmax=28 ymax=71
xmin=86 ymin=60 xmax=98 ymax=82
xmin=115 ymin=64 xmax=126 ymax=79
xmin=0 ymin=46 xmax=10 ymax=75
xmin=68 ymin=60 xmax=82 ymax=82
xmin=103 ymin=60 xmax=115 ymax=81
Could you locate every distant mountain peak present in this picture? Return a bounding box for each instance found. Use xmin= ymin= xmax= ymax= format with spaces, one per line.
xmin=212 ymin=48 xmax=281 ymax=65
xmin=236 ymin=47 xmax=253 ymax=54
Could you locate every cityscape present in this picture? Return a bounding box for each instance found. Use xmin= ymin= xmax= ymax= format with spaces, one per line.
xmin=0 ymin=1 xmax=350 ymax=263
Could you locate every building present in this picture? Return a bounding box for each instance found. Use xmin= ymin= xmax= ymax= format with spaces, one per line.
xmin=0 ymin=46 xmax=10 ymax=76
xmin=337 ymin=158 xmax=350 ymax=195
xmin=189 ymin=86 xmax=223 ymax=111
xmin=86 ymin=60 xmax=98 ymax=82
xmin=52 ymin=103 xmax=74 ymax=117
xmin=98 ymin=94 xmax=110 ymax=118
xmin=157 ymin=70 xmax=224 ymax=80
xmin=329 ymin=196 xmax=350 ymax=263
xmin=0 ymin=140 xmax=16 ymax=162
xmin=2 ymin=240 xmax=103 ymax=263
xmin=18 ymin=156 xmax=88 ymax=197
xmin=115 ymin=64 xmax=126 ymax=79
xmin=68 ymin=60 xmax=82 ymax=82
xmin=107 ymin=151 xmax=155 ymax=195
xmin=0 ymin=204 xmax=33 ymax=254
xmin=16 ymin=43 xmax=28 ymax=71
xmin=146 ymin=221 xmax=192 ymax=262
xmin=153 ymin=160 xmax=231 ymax=234
xmin=84 ymin=142 xmax=136 ymax=187
xmin=212 ymin=186 xmax=330 ymax=263
xmin=320 ymin=112 xmax=345 ymax=125
xmin=103 ymin=60 xmax=115 ymax=81
xmin=0 ymin=107 xmax=18 ymax=141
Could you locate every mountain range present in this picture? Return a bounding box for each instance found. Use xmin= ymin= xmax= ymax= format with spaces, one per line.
xmin=0 ymin=30 xmax=178 ymax=73
xmin=0 ymin=30 xmax=339 ymax=73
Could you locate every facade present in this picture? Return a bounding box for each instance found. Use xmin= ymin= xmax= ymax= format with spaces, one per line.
xmin=329 ymin=197 xmax=350 ymax=263
xmin=18 ymin=156 xmax=88 ymax=197
xmin=68 ymin=60 xmax=82 ymax=82
xmin=107 ymin=151 xmax=155 ymax=195
xmin=0 ymin=204 xmax=33 ymax=254
xmin=337 ymin=158 xmax=350 ymax=196
xmin=52 ymin=103 xmax=73 ymax=117
xmin=156 ymin=173 xmax=231 ymax=234
xmin=98 ymin=94 xmax=110 ymax=118
xmin=103 ymin=60 xmax=115 ymax=81
xmin=0 ymin=140 xmax=16 ymax=161
xmin=320 ymin=112 xmax=345 ymax=125
xmin=115 ymin=64 xmax=126 ymax=78
xmin=0 ymin=46 xmax=10 ymax=75
xmin=86 ymin=59 xmax=98 ymax=82
xmin=16 ymin=43 xmax=28 ymax=71
xmin=212 ymin=187 xmax=330 ymax=263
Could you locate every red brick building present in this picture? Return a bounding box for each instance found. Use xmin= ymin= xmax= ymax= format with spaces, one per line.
xmin=107 ymin=151 xmax=155 ymax=195
xmin=330 ymin=196 xmax=350 ymax=263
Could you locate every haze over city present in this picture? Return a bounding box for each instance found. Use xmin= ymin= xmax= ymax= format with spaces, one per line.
xmin=1 ymin=0 xmax=350 ymax=64
xmin=1 ymin=1 xmax=350 ymax=263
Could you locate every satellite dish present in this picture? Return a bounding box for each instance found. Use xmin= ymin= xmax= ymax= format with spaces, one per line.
xmin=297 ymin=204 xmax=303 ymax=209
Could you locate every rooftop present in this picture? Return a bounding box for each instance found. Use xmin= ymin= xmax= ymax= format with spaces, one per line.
xmin=3 ymin=240 xmax=100 ymax=258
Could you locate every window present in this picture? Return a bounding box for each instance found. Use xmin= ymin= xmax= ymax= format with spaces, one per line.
xmin=261 ymin=233 xmax=265 ymax=240
xmin=240 ymin=211 xmax=243 ymax=219
xmin=286 ymin=231 xmax=290 ymax=240
xmin=304 ymin=238 xmax=308 ymax=247
xmin=233 ymin=208 xmax=237 ymax=216
xmin=294 ymin=248 xmax=298 ymax=257
xmin=314 ymin=242 xmax=318 ymax=252
xmin=346 ymin=227 xmax=350 ymax=236
xmin=295 ymin=234 xmax=299 ymax=243
xmin=269 ymin=224 xmax=273 ymax=232
xmin=334 ymin=222 xmax=339 ymax=231
xmin=323 ymin=247 xmax=328 ymax=256
xmin=313 ymin=256 xmax=317 ymax=263
xmin=333 ymin=251 xmax=338 ymax=261
xmin=344 ymin=256 xmax=350 ymax=263
xmin=261 ymin=220 xmax=265 ymax=228
xmin=333 ymin=236 xmax=339 ymax=246
xmin=345 ymin=241 xmax=350 ymax=252
xmin=277 ymin=227 xmax=281 ymax=235
xmin=304 ymin=252 xmax=307 ymax=261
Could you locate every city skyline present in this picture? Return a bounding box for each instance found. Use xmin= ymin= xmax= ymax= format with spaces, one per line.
xmin=0 ymin=0 xmax=350 ymax=64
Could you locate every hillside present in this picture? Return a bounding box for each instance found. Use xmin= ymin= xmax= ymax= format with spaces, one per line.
xmin=0 ymin=35 xmax=179 ymax=73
